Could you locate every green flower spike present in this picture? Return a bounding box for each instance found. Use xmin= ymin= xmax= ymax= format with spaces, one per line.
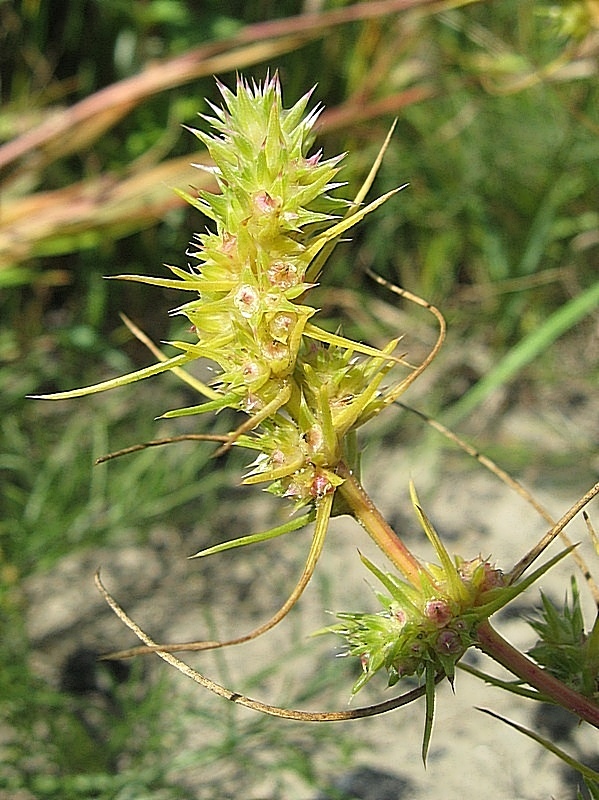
xmin=324 ymin=482 xmax=578 ymax=762
xmin=31 ymin=73 xmax=444 ymax=660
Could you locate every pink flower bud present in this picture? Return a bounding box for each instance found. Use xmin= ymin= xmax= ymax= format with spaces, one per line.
xmin=436 ymin=629 xmax=462 ymax=655
xmin=253 ymin=191 xmax=278 ymax=214
xmin=310 ymin=472 xmax=332 ymax=498
xmin=424 ymin=599 xmax=453 ymax=627
xmin=459 ymin=557 xmax=505 ymax=593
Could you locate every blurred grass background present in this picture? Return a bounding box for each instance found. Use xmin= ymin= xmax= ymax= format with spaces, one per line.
xmin=1 ymin=0 xmax=598 ymax=797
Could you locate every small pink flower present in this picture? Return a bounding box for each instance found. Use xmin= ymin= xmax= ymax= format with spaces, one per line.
xmin=282 ymin=480 xmax=302 ymax=499
xmin=234 ymin=284 xmax=260 ymax=318
xmin=242 ymin=361 xmax=261 ymax=380
xmin=244 ymin=392 xmax=263 ymax=412
xmin=310 ymin=472 xmax=333 ymax=498
xmin=270 ymin=449 xmax=286 ymax=466
xmin=269 ymin=312 xmax=295 ymax=340
xmin=436 ymin=629 xmax=462 ymax=655
xmin=253 ymin=190 xmax=278 ymax=214
xmin=267 ymin=260 xmax=299 ymax=289
xmin=424 ymin=599 xmax=453 ymax=627
xmin=221 ymin=232 xmax=237 ymax=255
xmin=263 ymin=339 xmax=288 ymax=362
xmin=302 ymin=425 xmax=323 ymax=453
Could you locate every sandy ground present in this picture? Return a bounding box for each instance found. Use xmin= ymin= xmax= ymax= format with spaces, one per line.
xmin=23 ymin=396 xmax=599 ymax=800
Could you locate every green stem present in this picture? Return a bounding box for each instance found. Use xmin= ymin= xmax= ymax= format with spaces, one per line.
xmin=337 ymin=461 xmax=423 ymax=587
xmin=476 ymin=620 xmax=599 ymax=728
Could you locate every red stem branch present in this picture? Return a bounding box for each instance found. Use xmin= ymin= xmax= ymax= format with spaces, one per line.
xmin=476 ymin=619 xmax=599 ymax=728
xmin=337 ymin=462 xmax=423 ymax=587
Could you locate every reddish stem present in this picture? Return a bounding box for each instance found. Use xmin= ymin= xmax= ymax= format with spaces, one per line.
xmin=337 ymin=461 xmax=423 ymax=587
xmin=476 ymin=620 xmax=599 ymax=728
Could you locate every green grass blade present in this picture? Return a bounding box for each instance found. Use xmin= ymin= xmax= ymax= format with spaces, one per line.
xmin=443 ymin=280 xmax=599 ymax=426
xmin=582 ymin=777 xmax=599 ymax=799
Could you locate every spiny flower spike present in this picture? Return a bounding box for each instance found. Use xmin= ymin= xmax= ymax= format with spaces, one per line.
xmin=322 ymin=482 xmax=579 ymax=761
xmin=30 ymin=75 xmax=411 ymax=448
xmin=30 ymin=73 xmax=445 ymax=658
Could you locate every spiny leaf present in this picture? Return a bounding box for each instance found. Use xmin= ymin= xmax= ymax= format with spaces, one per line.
xmin=358 ymin=552 xmax=423 ymax=613
xmin=109 ymin=274 xmax=203 ymax=291
xmin=477 ymin=707 xmax=599 ymax=785
xmin=422 ymin=662 xmax=437 ymax=765
xmin=409 ymin=481 xmax=468 ymax=603
xmin=302 ymin=187 xmax=403 ymax=265
xmin=305 ymin=120 xmax=400 ymax=283
xmin=188 ymin=511 xmax=316 ymax=558
xmin=28 ymin=352 xmax=196 ymax=400
xmin=304 ymin=323 xmax=406 ymax=363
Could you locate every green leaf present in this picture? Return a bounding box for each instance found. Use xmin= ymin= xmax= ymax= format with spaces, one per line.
xmin=29 ymin=352 xmax=195 ymax=400
xmin=422 ymin=662 xmax=437 ymax=765
xmin=458 ymin=662 xmax=549 ymax=702
xmin=188 ymin=511 xmax=316 ymax=558
xmin=443 ymin=280 xmax=599 ymax=425
xmin=409 ymin=481 xmax=467 ymax=603
xmin=477 ymin=707 xmax=599 ymax=785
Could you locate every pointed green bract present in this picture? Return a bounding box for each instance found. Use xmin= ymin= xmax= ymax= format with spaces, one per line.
xmin=188 ymin=511 xmax=316 ymax=559
xmin=478 ymin=708 xmax=599 ymax=787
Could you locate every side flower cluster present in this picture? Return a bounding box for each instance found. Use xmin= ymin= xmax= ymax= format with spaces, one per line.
xmin=321 ymin=483 xmax=557 ymax=694
xmin=329 ymin=551 xmax=506 ymax=693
